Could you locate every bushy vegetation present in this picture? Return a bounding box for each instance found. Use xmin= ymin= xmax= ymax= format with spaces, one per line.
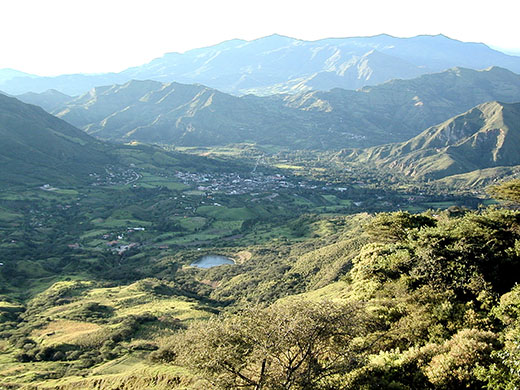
xmin=154 ymin=300 xmax=372 ymax=390
xmin=145 ymin=180 xmax=520 ymax=389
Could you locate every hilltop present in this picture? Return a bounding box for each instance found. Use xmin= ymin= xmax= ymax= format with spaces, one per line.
xmin=16 ymin=89 xmax=74 ymax=112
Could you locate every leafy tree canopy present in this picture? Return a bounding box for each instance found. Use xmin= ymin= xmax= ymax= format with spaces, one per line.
xmin=488 ymin=179 xmax=520 ymax=204
xmin=158 ymin=300 xmax=373 ymax=390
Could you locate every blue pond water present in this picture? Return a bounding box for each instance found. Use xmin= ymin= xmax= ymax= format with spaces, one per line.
xmin=191 ymin=255 xmax=235 ymax=268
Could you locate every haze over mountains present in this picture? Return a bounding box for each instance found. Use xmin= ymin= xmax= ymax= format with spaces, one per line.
xmin=0 ymin=68 xmax=35 ymax=84
xmin=44 ymin=66 xmax=520 ymax=149
xmin=3 ymin=34 xmax=520 ymax=96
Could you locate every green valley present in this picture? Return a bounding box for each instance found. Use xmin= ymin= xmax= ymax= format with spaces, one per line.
xmin=1 ymin=93 xmax=503 ymax=389
xmin=2 ymin=26 xmax=520 ymax=390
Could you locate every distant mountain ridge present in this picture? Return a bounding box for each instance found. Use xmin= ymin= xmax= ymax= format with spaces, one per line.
xmin=2 ymin=34 xmax=520 ymax=96
xmin=16 ymin=89 xmax=73 ymax=112
xmin=54 ymin=80 xmax=325 ymax=147
xmin=52 ymin=67 xmax=520 ymax=149
xmin=0 ymin=68 xmax=36 ymax=84
xmin=346 ymin=101 xmax=520 ymax=179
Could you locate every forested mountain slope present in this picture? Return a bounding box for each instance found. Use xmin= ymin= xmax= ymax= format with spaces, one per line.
xmin=0 ymin=93 xmax=111 ymax=185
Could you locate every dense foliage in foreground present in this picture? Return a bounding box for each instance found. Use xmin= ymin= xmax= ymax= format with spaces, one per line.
xmin=1 ymin=182 xmax=519 ymax=389
xmin=153 ymin=195 xmax=520 ymax=389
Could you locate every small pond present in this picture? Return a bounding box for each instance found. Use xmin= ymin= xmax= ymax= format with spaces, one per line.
xmin=191 ymin=255 xmax=235 ymax=268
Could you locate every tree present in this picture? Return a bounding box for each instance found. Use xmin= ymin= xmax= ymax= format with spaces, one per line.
xmin=476 ymin=285 xmax=520 ymax=389
xmin=161 ymin=300 xmax=371 ymax=390
xmin=488 ymin=179 xmax=520 ymax=204
xmin=425 ymin=329 xmax=499 ymax=389
xmin=364 ymin=211 xmax=436 ymax=243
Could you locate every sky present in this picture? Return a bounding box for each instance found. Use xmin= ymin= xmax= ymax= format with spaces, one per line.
xmin=2 ymin=0 xmax=520 ymax=76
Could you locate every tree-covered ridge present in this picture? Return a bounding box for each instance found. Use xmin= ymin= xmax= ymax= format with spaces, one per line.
xmin=151 ymin=184 xmax=520 ymax=389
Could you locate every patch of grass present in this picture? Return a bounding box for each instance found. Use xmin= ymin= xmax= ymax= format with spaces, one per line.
xmin=175 ymin=216 xmax=207 ymax=232
xmin=210 ymin=220 xmax=242 ymax=232
xmin=116 ymin=299 xmax=208 ymax=321
xmin=280 ymin=281 xmax=350 ymax=303
xmin=52 ymin=188 xmax=79 ymax=196
xmin=32 ymin=320 xmax=102 ymax=346
xmin=93 ymin=217 xmax=152 ymax=229
xmin=275 ymin=163 xmax=304 ymax=170
xmin=80 ymin=229 xmax=109 ymax=240
xmin=147 ymin=181 xmax=187 ymax=190
xmin=422 ymin=201 xmax=457 ymax=209
xmin=28 ymin=364 xmax=193 ymax=390
xmin=292 ymin=195 xmax=314 ymax=206
xmin=162 ymin=232 xmax=222 ymax=245
xmin=183 ymin=190 xmax=205 ymax=196
xmin=139 ymin=172 xmax=188 ymax=191
xmin=196 ymin=205 xmax=256 ymax=221
xmin=0 ymin=208 xmax=22 ymax=222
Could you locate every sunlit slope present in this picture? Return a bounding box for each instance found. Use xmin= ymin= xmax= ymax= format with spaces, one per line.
xmin=349 ymin=101 xmax=520 ymax=179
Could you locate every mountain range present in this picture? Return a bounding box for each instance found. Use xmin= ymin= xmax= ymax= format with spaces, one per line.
xmin=2 ymin=34 xmax=520 ymax=96
xmin=4 ymin=34 xmax=520 ymax=187
xmin=44 ymin=66 xmax=520 ymax=149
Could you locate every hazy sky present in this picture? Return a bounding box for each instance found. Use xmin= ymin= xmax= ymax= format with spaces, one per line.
xmin=2 ymin=0 xmax=519 ymax=76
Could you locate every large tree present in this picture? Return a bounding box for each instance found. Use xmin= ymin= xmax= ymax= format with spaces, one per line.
xmin=162 ymin=300 xmax=371 ymax=390
xmin=489 ymin=179 xmax=520 ymax=204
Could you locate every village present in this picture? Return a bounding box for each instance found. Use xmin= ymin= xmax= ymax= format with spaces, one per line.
xmin=90 ymin=166 xmax=141 ymax=186
xmin=17 ymin=164 xmax=467 ymax=261
xmin=170 ymin=170 xmax=360 ymax=196
xmin=174 ymin=171 xmax=297 ymax=195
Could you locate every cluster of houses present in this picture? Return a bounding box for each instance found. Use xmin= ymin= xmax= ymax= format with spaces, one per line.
xmin=104 ymin=227 xmax=146 ymax=254
xmin=67 ymin=227 xmax=146 ymax=254
xmin=107 ymin=242 xmax=139 ymax=255
xmin=174 ymin=171 xmax=301 ymax=195
xmin=89 ymin=166 xmax=141 ymax=186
